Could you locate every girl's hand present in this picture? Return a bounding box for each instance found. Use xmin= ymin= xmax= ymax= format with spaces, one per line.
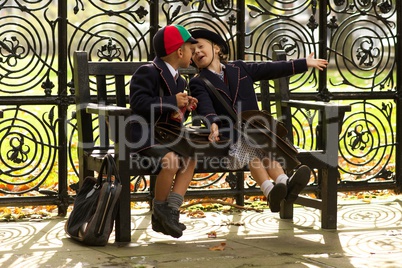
xmin=306 ymin=52 xmax=328 ymax=71
xmin=186 ymin=96 xmax=198 ymax=112
xmin=209 ymin=123 xmax=220 ymax=142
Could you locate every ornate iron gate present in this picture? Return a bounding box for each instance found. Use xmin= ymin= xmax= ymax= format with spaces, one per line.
xmin=0 ymin=0 xmax=400 ymax=214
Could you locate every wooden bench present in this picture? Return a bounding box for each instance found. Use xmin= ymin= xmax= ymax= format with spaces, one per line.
xmin=73 ymin=51 xmax=351 ymax=243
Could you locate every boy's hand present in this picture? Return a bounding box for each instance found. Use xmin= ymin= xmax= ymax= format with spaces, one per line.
xmin=306 ymin=52 xmax=328 ymax=71
xmin=176 ymin=92 xmax=189 ymax=108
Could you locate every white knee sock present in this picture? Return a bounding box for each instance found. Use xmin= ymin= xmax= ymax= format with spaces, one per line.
xmin=261 ymin=180 xmax=274 ymax=197
xmin=275 ymin=174 xmax=289 ymax=185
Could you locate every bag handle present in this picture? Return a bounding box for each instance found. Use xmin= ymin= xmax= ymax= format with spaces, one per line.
xmin=106 ymin=154 xmax=121 ymax=185
xmin=96 ymin=154 xmax=121 ymax=186
xmin=200 ymin=76 xmax=286 ymax=132
xmin=200 ymin=76 xmax=239 ymax=122
xmin=85 ymin=154 xmax=120 ymax=199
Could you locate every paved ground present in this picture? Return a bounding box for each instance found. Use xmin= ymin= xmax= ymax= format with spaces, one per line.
xmin=1 ymin=196 xmax=402 ymax=268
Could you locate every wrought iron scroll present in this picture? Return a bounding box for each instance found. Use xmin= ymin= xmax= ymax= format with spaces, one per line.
xmin=327 ymin=2 xmax=396 ymax=92
xmin=0 ymin=4 xmax=56 ymax=96
xmin=338 ymin=100 xmax=395 ymax=182
xmin=0 ymin=107 xmax=57 ymax=194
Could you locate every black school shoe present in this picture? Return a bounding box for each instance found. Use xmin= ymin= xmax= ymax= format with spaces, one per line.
xmin=285 ymin=165 xmax=311 ymax=203
xmin=152 ymin=214 xmax=186 ymax=235
xmin=151 ymin=214 xmax=169 ymax=235
xmin=153 ymin=202 xmax=183 ymax=238
xmin=268 ymin=183 xmax=287 ymax=212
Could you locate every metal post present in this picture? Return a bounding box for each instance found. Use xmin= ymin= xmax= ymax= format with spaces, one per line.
xmin=57 ymin=0 xmax=69 ymax=216
xmin=149 ymin=0 xmax=159 ymax=61
xmin=396 ymin=0 xmax=402 ymax=193
xmin=236 ymin=0 xmax=245 ymax=60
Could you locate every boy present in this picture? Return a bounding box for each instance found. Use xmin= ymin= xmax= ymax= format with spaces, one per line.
xmin=129 ymin=25 xmax=198 ymax=238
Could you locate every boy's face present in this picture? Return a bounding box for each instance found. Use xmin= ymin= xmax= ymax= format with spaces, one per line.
xmin=191 ymin=38 xmax=218 ymax=69
xmin=178 ymin=42 xmax=195 ymax=68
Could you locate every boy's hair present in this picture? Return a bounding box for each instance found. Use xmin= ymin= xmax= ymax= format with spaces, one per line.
xmin=153 ymin=24 xmax=198 ymax=57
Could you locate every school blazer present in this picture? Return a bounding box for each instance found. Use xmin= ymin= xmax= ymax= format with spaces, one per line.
xmin=189 ymin=59 xmax=308 ymax=137
xmin=129 ymin=57 xmax=189 ymax=152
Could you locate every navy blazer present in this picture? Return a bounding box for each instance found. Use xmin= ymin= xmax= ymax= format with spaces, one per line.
xmin=129 ymin=57 xmax=189 ymax=152
xmin=189 ymin=59 xmax=308 ymax=139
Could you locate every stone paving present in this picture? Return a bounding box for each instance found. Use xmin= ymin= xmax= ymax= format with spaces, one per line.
xmin=1 ymin=196 xmax=402 ymax=267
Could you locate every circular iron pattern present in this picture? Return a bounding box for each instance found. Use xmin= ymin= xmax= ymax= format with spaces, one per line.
xmin=329 ymin=0 xmax=396 ymax=20
xmin=0 ymin=108 xmax=57 ymax=194
xmin=338 ymin=101 xmax=394 ymax=179
xmin=246 ymin=18 xmax=319 ymax=92
xmin=329 ymin=15 xmax=395 ymax=91
xmin=0 ymin=7 xmax=55 ymax=94
xmin=248 ymin=0 xmax=310 ymax=19
xmin=68 ymin=6 xmax=149 ymax=64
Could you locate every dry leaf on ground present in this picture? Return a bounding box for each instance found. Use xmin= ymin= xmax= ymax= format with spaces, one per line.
xmin=207 ymin=231 xmax=217 ymax=238
xmin=209 ymin=242 xmax=226 ymax=251
xmin=187 ymin=210 xmax=205 ymax=218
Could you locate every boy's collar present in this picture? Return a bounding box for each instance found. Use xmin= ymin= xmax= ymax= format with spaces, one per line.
xmin=164 ymin=61 xmax=178 ymax=78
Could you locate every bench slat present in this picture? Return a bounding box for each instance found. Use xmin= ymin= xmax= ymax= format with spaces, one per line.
xmin=87 ymin=61 xmax=147 ymax=75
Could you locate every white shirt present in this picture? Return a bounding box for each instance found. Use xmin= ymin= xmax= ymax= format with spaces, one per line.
xmin=165 ymin=61 xmax=179 ymax=81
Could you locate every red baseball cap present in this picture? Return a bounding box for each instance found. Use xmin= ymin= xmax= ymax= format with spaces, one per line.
xmin=153 ymin=24 xmax=198 ymax=57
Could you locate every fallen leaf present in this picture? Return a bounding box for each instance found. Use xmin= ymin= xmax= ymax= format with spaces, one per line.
xmin=207 ymin=231 xmax=217 ymax=238
xmin=209 ymin=242 xmax=226 ymax=251
xmin=187 ymin=210 xmax=206 ymax=218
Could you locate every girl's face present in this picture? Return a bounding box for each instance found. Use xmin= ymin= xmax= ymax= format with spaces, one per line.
xmin=191 ymin=38 xmax=219 ymax=69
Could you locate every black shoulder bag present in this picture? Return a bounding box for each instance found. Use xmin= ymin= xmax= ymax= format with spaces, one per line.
xmin=65 ymin=154 xmax=122 ymax=246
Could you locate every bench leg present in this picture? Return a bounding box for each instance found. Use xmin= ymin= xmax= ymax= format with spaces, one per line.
xmin=235 ymin=172 xmax=245 ymax=206
xmin=320 ymin=167 xmax=337 ymax=229
xmin=149 ymin=175 xmax=157 ymax=210
xmin=115 ymin=170 xmax=132 ymax=243
xmin=279 ymin=199 xmax=293 ymax=219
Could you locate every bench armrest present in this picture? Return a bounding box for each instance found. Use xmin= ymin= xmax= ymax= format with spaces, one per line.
xmin=86 ymin=103 xmax=132 ymax=116
xmin=282 ymin=100 xmax=351 ymax=113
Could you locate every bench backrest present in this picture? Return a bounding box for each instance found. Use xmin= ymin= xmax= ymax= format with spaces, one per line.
xmin=74 ymin=51 xmax=144 ymax=150
xmin=272 ymin=50 xmax=293 ymax=141
xmin=73 ymin=51 xmax=278 ymax=151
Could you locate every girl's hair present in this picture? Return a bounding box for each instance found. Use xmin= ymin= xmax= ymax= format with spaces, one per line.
xmin=217 ymin=45 xmax=228 ymax=64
